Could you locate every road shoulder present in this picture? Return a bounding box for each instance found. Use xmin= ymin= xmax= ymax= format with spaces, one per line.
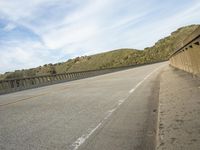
xmin=157 ymin=66 xmax=200 ymax=149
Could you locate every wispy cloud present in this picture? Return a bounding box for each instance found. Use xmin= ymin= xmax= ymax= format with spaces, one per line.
xmin=0 ymin=0 xmax=200 ymax=73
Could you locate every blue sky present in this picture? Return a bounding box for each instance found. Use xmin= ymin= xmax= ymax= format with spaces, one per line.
xmin=0 ymin=0 xmax=200 ymax=73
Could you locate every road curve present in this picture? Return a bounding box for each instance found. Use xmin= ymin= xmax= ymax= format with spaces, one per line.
xmin=0 ymin=62 xmax=167 ymax=150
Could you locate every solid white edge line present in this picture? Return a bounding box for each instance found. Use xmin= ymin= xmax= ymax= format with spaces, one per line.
xmin=71 ymin=65 xmax=165 ymax=150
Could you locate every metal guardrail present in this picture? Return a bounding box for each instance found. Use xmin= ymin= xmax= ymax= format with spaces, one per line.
xmin=169 ymin=26 xmax=200 ymax=77
xmin=0 ymin=61 xmax=166 ymax=95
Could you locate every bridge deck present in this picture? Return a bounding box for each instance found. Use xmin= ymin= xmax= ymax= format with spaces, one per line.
xmin=0 ymin=62 xmax=165 ymax=150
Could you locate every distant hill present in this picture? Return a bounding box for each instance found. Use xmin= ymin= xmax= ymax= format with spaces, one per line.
xmin=1 ymin=24 xmax=199 ymax=80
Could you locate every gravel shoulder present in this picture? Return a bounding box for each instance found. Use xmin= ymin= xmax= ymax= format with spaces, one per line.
xmin=157 ymin=66 xmax=200 ymax=150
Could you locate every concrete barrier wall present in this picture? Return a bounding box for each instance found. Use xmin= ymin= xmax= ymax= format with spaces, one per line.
xmin=0 ymin=69 xmax=109 ymax=95
xmin=170 ymin=27 xmax=200 ymax=77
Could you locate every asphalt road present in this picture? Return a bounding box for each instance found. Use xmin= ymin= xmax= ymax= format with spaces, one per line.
xmin=0 ymin=62 xmax=167 ymax=150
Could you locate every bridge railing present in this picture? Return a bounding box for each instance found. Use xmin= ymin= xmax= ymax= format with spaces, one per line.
xmin=0 ymin=69 xmax=110 ymax=95
xmin=0 ymin=61 xmax=165 ymax=95
xmin=169 ymin=26 xmax=200 ymax=77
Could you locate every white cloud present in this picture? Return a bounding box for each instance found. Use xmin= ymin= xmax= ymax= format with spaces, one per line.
xmin=0 ymin=0 xmax=200 ymax=73
xmin=3 ymin=23 xmax=16 ymax=31
xmin=0 ymin=0 xmax=57 ymax=20
xmin=0 ymin=40 xmax=55 ymax=73
xmin=43 ymin=22 xmax=99 ymax=49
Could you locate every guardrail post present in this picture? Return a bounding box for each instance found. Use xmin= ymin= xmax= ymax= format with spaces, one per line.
xmin=47 ymin=76 xmax=50 ymax=83
xmin=70 ymin=73 xmax=74 ymax=79
xmin=64 ymin=74 xmax=67 ymax=80
xmin=26 ymin=79 xmax=31 ymax=88
xmin=69 ymin=73 xmax=73 ymax=79
xmin=18 ymin=79 xmax=23 ymax=90
xmin=0 ymin=81 xmax=3 ymax=91
xmin=1 ymin=81 xmax=6 ymax=93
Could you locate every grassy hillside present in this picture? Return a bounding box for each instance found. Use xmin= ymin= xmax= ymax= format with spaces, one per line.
xmin=143 ymin=25 xmax=199 ymax=60
xmin=1 ymin=24 xmax=199 ymax=80
xmin=62 ymin=49 xmax=145 ymax=72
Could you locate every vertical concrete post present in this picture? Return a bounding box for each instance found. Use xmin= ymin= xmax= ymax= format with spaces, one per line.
xmin=37 ymin=77 xmax=41 ymax=84
xmin=69 ymin=73 xmax=72 ymax=79
xmin=75 ymin=73 xmax=78 ymax=79
xmin=73 ymin=73 xmax=76 ymax=79
xmin=49 ymin=76 xmax=52 ymax=82
xmin=25 ymin=79 xmax=31 ymax=88
xmin=35 ymin=78 xmax=38 ymax=86
xmin=9 ymin=80 xmax=14 ymax=89
xmin=77 ymin=73 xmax=80 ymax=79
xmin=30 ymin=78 xmax=35 ymax=86
xmin=13 ymin=80 xmax=17 ymax=89
xmin=22 ymin=79 xmax=26 ymax=88
xmin=18 ymin=79 xmax=23 ymax=89
xmin=82 ymin=72 xmax=86 ymax=78
xmin=32 ymin=78 xmax=36 ymax=86
xmin=59 ymin=75 xmax=62 ymax=80
xmin=4 ymin=81 xmax=9 ymax=91
xmin=0 ymin=81 xmax=5 ymax=92
xmin=64 ymin=74 xmax=67 ymax=80
xmin=21 ymin=79 xmax=25 ymax=89
xmin=40 ymin=77 xmax=44 ymax=84
xmin=46 ymin=77 xmax=49 ymax=83
xmin=58 ymin=75 xmax=62 ymax=80
xmin=62 ymin=74 xmax=65 ymax=80
xmin=36 ymin=78 xmax=40 ymax=85
xmin=41 ymin=77 xmax=44 ymax=84
xmin=42 ymin=77 xmax=46 ymax=84
xmin=70 ymin=73 xmax=74 ymax=79
xmin=38 ymin=77 xmax=42 ymax=85
xmin=1 ymin=81 xmax=7 ymax=92
xmin=56 ymin=75 xmax=59 ymax=81
xmin=30 ymin=78 xmax=33 ymax=86
xmin=66 ymin=74 xmax=69 ymax=80
xmin=54 ymin=75 xmax=57 ymax=81
xmin=0 ymin=81 xmax=3 ymax=91
xmin=47 ymin=76 xmax=50 ymax=82
xmin=53 ymin=75 xmax=56 ymax=81
xmin=61 ymin=74 xmax=64 ymax=80
xmin=74 ymin=73 xmax=77 ymax=79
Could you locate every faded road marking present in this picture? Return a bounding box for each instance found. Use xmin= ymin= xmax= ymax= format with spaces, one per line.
xmin=0 ymin=93 xmax=48 ymax=107
xmin=129 ymin=65 xmax=164 ymax=93
xmin=0 ymin=85 xmax=71 ymax=107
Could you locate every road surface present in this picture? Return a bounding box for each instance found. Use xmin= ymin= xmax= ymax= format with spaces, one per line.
xmin=0 ymin=62 xmax=166 ymax=150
